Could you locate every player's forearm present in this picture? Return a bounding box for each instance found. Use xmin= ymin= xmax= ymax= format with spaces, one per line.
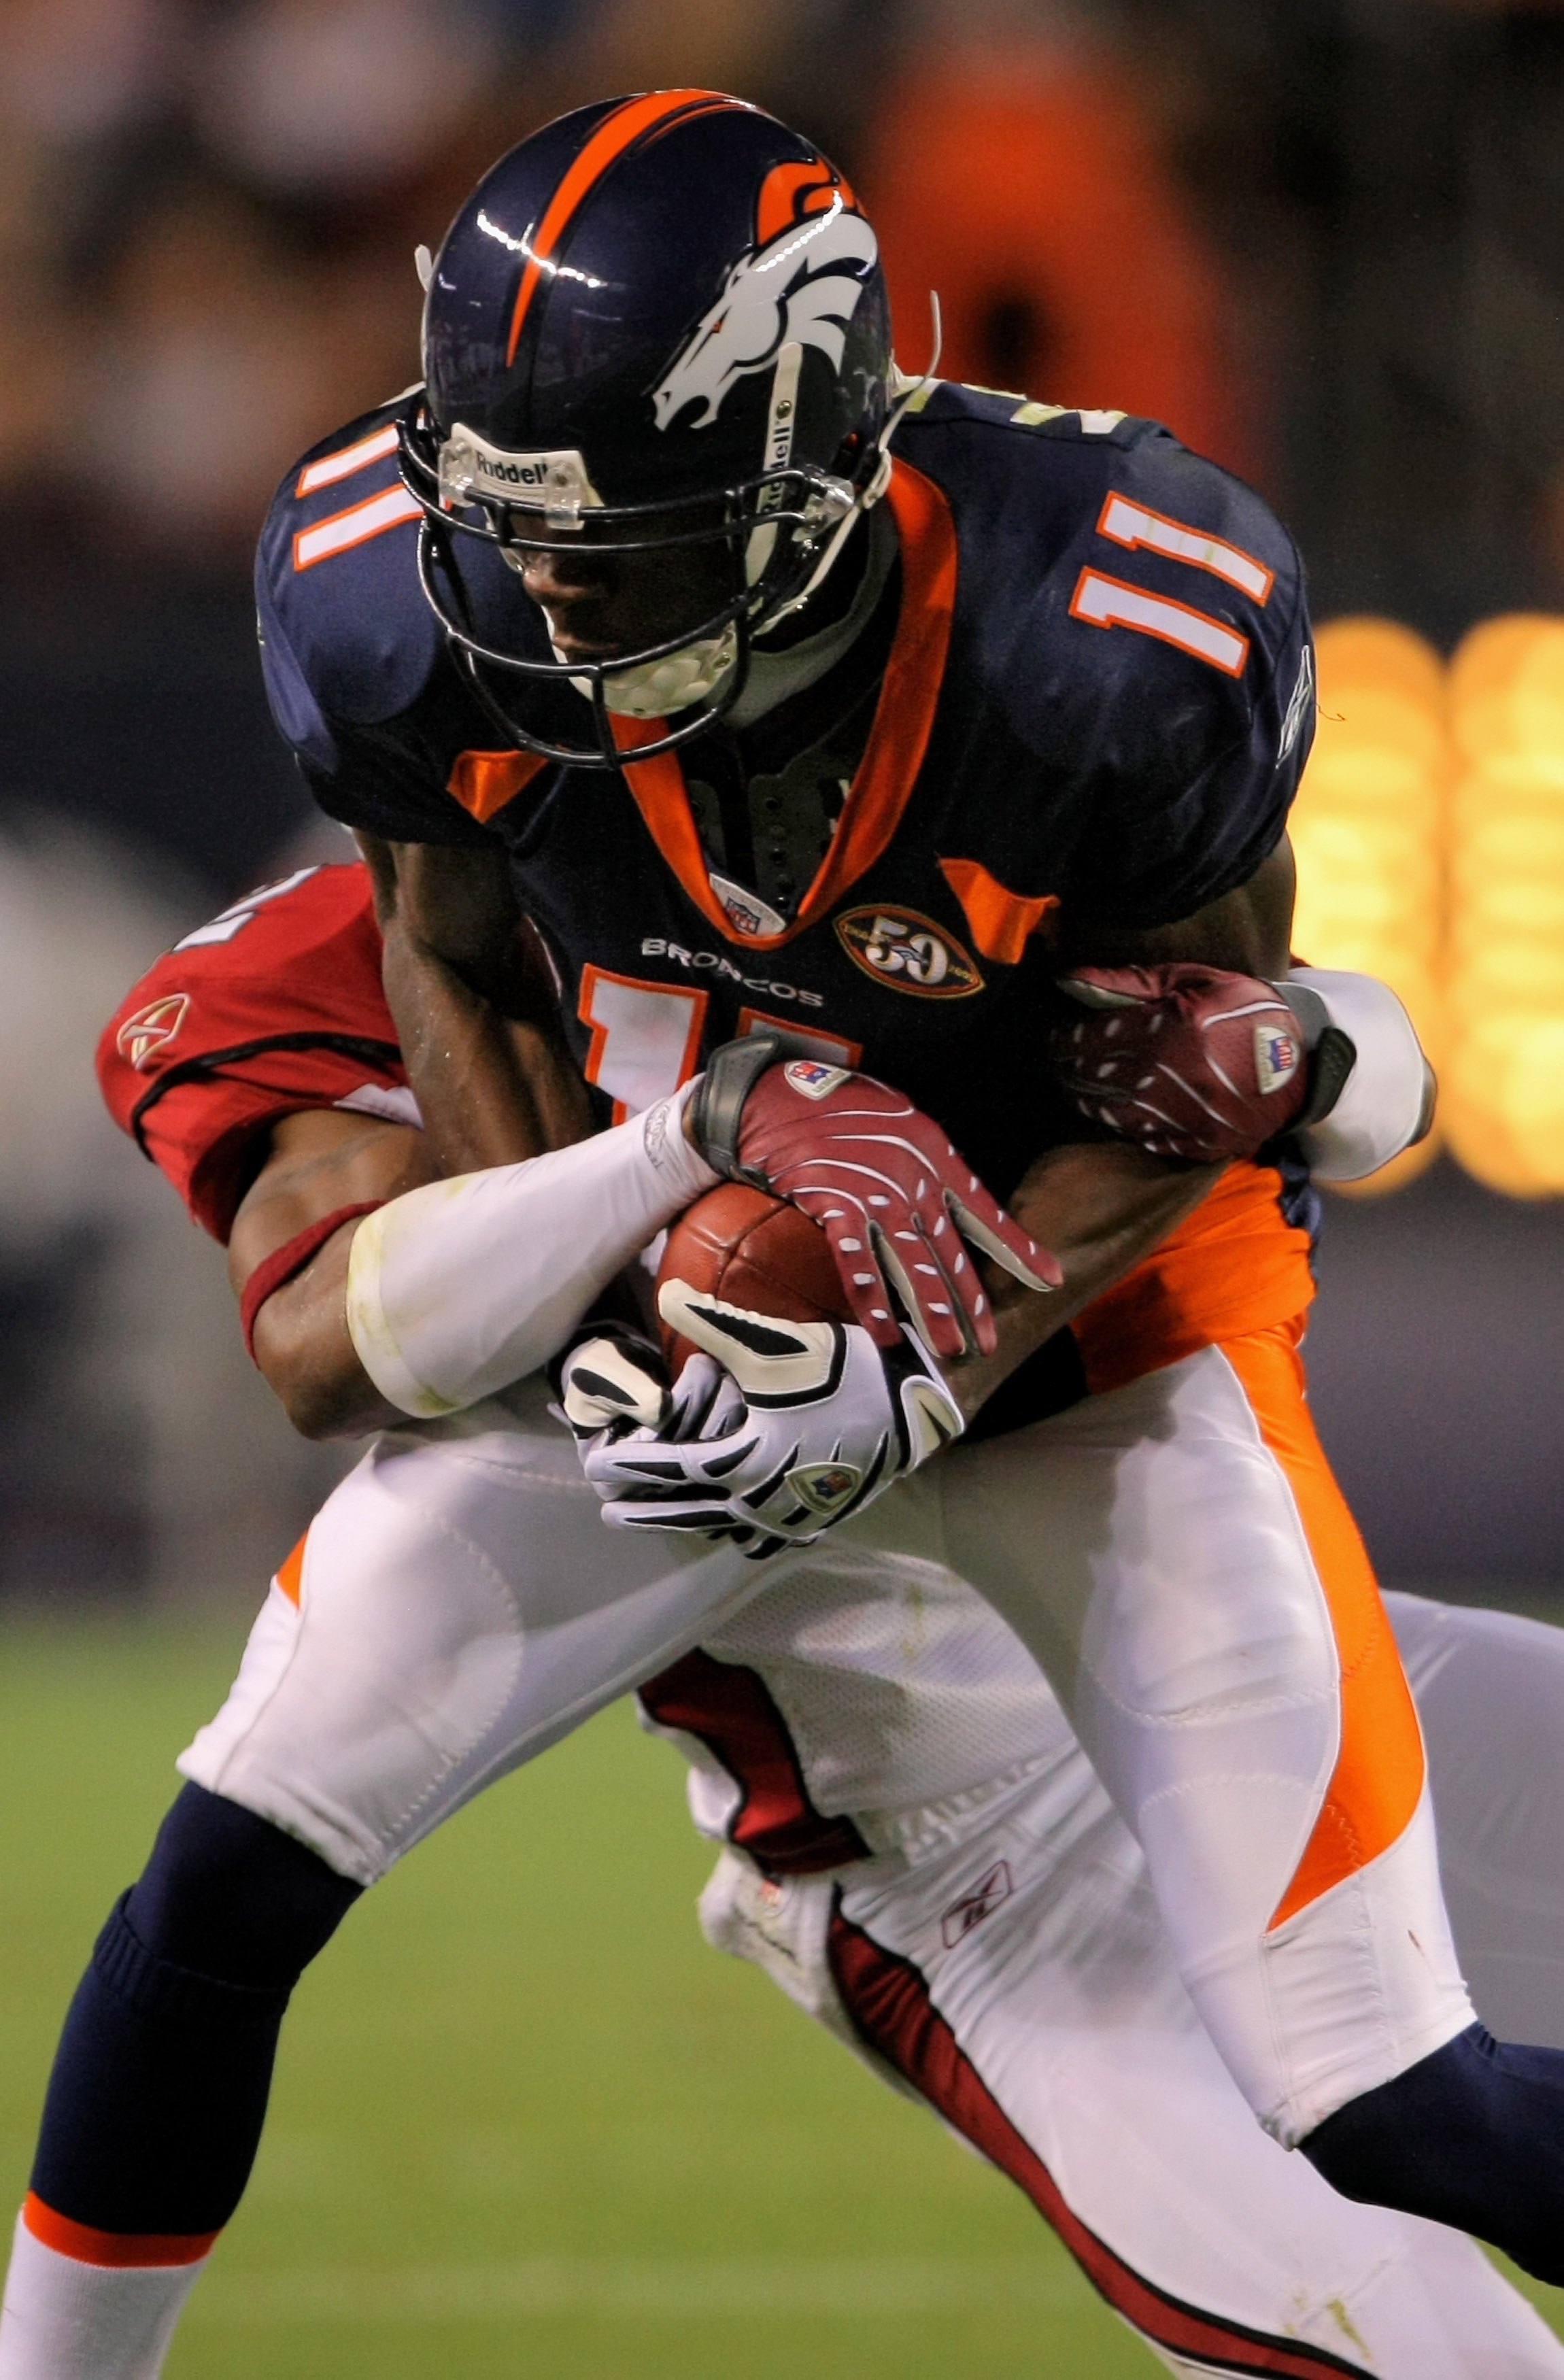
xmin=948 ymin=1143 xmax=1223 ymax=1423
xmin=380 ymin=915 xmax=587 ymax=1173
xmin=1059 ymin=838 xmax=1295 ymax=978
xmin=364 ymin=831 xmax=592 ymax=1174
xmin=237 ymin=1083 xmax=711 ymax=1431
xmin=345 ymin=1091 xmax=720 ymax=1419
xmin=252 ymin=1221 xmax=409 ymax=1438
xmin=230 ymin=1111 xmax=433 ymax=1439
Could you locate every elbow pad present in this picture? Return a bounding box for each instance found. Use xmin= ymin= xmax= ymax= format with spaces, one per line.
xmin=1282 ymin=968 xmax=1433 ymax=1183
xmin=345 ymin=1085 xmax=719 ymax=1418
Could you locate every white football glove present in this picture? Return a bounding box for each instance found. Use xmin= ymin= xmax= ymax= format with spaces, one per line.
xmin=579 ymin=1280 xmax=965 ymax=1559
xmin=550 ymin=1323 xmax=671 ymax=1440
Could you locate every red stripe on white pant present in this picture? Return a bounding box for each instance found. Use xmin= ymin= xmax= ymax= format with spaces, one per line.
xmin=826 ymin=1906 xmax=1372 ymax=2379
xmin=638 ymin=1650 xmax=872 ymax=1875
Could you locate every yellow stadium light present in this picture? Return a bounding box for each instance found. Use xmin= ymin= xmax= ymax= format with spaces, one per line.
xmin=1446 ymin=616 xmax=1564 ymax=1196
xmin=1450 ymin=615 xmax=1564 ymax=788
xmin=1292 ymin=619 xmax=1447 ymax=1194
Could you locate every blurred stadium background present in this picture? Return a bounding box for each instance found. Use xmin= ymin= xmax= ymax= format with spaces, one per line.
xmin=1 ymin=0 xmax=1562 ymax=2370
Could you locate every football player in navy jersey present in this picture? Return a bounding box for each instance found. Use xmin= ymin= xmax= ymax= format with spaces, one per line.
xmin=3 ymin=98 xmax=1554 ymax=2376
xmin=247 ymin=93 xmax=1564 ymax=2281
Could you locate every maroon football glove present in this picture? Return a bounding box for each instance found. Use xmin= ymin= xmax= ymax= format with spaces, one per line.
xmin=1047 ymin=963 xmax=1320 ymax=1163
xmin=689 ymin=1044 xmax=1062 ymax=1360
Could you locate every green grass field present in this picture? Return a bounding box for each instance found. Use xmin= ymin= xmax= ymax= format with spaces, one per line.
xmin=3 ymin=1616 xmax=1562 ymax=2378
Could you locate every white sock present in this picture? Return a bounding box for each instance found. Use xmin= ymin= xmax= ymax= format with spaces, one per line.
xmin=346 ymin=1078 xmax=719 ymax=1416
xmin=0 ymin=2211 xmax=207 ymax=2380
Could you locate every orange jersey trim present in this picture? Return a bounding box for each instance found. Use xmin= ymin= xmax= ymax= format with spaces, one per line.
xmin=24 ymin=2194 xmax=218 ymax=2269
xmin=1214 ymin=1325 xmax=1427 ymax=1932
xmin=936 ymin=858 xmax=1058 ymax=966
xmin=447 ymin=748 xmax=549 ymax=826
xmin=506 ymin=92 xmax=747 ymax=365
xmin=1072 ymin=1163 xmax=1315 ymax=1396
xmin=613 ymin=458 xmax=957 ymax=951
xmin=275 ymin=1531 xmax=307 ymax=1608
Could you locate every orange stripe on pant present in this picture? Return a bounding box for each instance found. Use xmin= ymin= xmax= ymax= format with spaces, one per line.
xmin=1220 ymin=1322 xmax=1427 ymax=1931
xmin=275 ymin=1532 xmax=307 ymax=1608
xmin=23 ymin=2193 xmax=216 ymax=2268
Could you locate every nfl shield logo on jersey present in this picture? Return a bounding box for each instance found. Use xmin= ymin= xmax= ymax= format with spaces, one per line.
xmin=1255 ymin=1023 xmax=1301 ymax=1095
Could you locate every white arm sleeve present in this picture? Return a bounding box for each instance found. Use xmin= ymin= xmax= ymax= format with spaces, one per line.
xmin=1288 ymin=968 xmax=1433 ymax=1183
xmin=345 ymin=1084 xmax=719 ymax=1417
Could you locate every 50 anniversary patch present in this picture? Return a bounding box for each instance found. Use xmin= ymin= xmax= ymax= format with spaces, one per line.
xmin=834 ymin=907 xmax=985 ymax=998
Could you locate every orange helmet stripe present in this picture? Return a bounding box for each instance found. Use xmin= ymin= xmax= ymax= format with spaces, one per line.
xmin=505 ymin=90 xmax=747 ymax=367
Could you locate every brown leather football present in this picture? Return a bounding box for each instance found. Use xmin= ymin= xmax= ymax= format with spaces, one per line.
xmin=657 ymin=1182 xmax=851 ymax=1377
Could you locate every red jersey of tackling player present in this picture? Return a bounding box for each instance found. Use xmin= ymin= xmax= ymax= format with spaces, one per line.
xmin=97 ymin=864 xmax=408 ymax=1242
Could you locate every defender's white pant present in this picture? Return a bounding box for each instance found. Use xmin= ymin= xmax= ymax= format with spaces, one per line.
xmin=702 ymin=1592 xmax=1564 ymax=2377
xmin=182 ymin=1331 xmax=1472 ymax=2149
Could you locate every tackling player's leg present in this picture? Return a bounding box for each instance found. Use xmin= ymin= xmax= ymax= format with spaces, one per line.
xmin=698 ymin=1616 xmax=1564 ymax=2380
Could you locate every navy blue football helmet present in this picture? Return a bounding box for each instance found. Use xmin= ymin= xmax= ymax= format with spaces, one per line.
xmin=399 ymin=91 xmax=897 ymax=768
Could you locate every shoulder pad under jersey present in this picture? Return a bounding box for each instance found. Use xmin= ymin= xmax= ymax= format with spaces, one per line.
xmin=255 ymin=399 xmax=442 ymax=777
xmin=898 ymin=386 xmax=1312 ymax=925
xmin=97 ymin=862 xmax=410 ymax=1241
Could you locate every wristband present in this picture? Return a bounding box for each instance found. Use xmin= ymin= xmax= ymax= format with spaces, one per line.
xmin=1283 ymin=968 xmax=1432 ymax=1181
xmin=239 ymin=1202 xmax=383 ymax=1361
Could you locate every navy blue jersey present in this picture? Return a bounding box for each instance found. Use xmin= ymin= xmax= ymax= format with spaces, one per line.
xmin=256 ymin=384 xmax=1314 ymax=1198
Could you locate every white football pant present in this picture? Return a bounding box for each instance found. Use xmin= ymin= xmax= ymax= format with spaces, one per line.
xmin=184 ymin=1329 xmax=1472 ymax=2148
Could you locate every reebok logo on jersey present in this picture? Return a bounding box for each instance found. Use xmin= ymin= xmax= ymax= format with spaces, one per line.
xmin=1255 ymin=1025 xmax=1301 ymax=1095
xmin=940 ymin=1859 xmax=1014 ymax=1948
xmin=835 ymin=908 xmax=984 ymax=999
xmin=1278 ymin=641 xmax=1315 ymax=762
xmin=117 ymin=993 xmax=190 ymax=1070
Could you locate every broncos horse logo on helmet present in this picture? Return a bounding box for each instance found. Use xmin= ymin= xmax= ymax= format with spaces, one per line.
xmin=399 ymin=95 xmax=896 ymax=769
xmin=652 ymin=163 xmax=879 ymax=433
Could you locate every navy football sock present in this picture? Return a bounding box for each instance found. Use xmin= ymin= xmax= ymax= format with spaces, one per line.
xmin=29 ymin=1784 xmax=360 ymax=2237
xmin=1301 ymin=2021 xmax=1564 ymax=2283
